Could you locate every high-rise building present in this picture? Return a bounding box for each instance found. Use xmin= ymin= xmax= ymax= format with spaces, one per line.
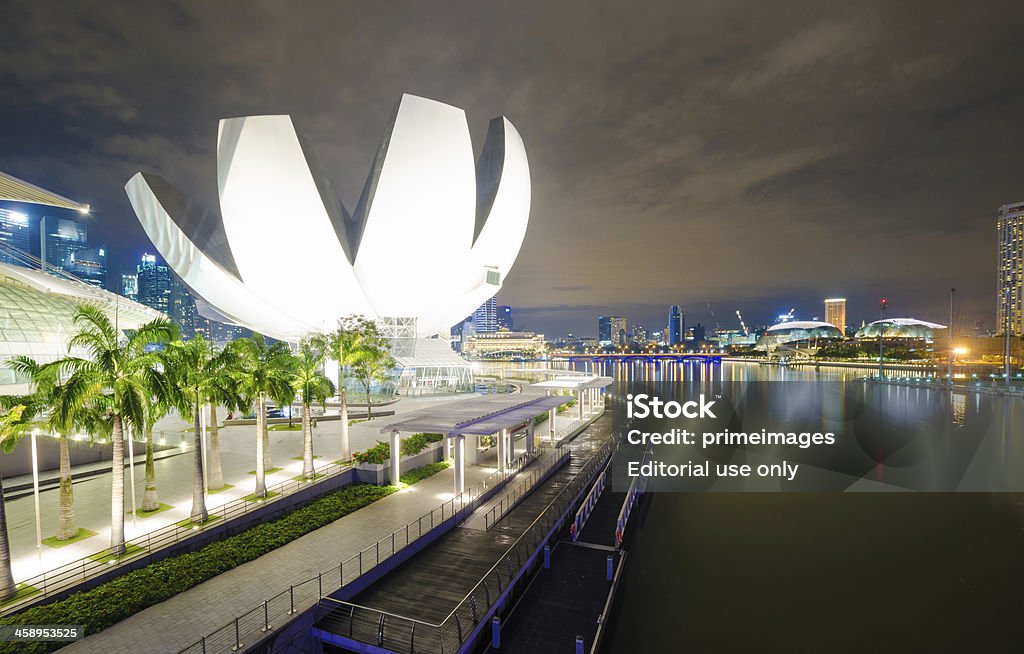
xmin=824 ymin=298 xmax=847 ymax=336
xmin=998 ymin=202 xmax=1024 ymax=336
xmin=472 ymin=295 xmax=498 ymax=333
xmin=121 ymin=274 xmax=138 ymax=301
xmin=598 ymin=315 xmax=627 ymax=346
xmin=668 ymin=305 xmax=684 ymax=345
xmin=497 ymin=305 xmax=513 ymax=331
xmin=64 ymin=246 xmax=107 ymax=288
xmin=630 ymin=324 xmax=648 ymax=344
xmin=136 ymin=253 xmax=172 ymax=315
xmin=40 ymin=216 xmax=88 ymax=273
xmin=0 ymin=208 xmax=31 ymax=265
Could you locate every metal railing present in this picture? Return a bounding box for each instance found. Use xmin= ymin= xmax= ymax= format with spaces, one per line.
xmin=177 ymin=448 xmax=542 ymax=654
xmin=314 ymin=437 xmax=615 ymax=654
xmin=480 ymin=445 xmax=570 ymax=530
xmin=2 ymin=454 xmax=363 ymax=617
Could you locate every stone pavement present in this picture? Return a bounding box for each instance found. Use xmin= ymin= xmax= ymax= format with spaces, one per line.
xmin=3 ymin=393 xmax=471 ymax=585
xmin=52 ymin=411 xmax=583 ymax=653
xmin=58 ymin=462 xmax=495 ymax=654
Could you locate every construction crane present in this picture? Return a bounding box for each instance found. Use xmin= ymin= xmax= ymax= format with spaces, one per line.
xmin=706 ymin=302 xmax=721 ymax=333
xmin=736 ymin=310 xmax=749 ymax=336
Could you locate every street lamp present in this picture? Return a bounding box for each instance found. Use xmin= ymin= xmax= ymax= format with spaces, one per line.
xmin=878 ymin=297 xmax=889 ymax=379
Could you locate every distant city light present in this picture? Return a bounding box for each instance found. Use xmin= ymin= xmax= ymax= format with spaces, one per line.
xmin=953 ymin=347 xmax=968 ymax=356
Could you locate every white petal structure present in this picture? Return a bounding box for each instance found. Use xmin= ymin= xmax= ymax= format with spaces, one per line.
xmin=126 ymin=94 xmax=531 ymax=341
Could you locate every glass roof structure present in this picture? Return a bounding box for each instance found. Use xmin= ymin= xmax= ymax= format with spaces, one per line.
xmin=0 ymin=171 xmax=90 ymax=212
xmin=0 ymin=261 xmax=164 ymax=386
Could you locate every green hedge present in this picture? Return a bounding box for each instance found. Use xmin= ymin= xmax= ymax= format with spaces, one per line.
xmin=400 ymin=461 xmax=450 ymax=485
xmin=353 ymin=433 xmax=443 ymax=465
xmin=0 ymin=484 xmax=396 ymax=654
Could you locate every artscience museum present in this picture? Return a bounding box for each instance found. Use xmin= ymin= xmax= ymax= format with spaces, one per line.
xmin=126 ymin=94 xmax=531 ymax=345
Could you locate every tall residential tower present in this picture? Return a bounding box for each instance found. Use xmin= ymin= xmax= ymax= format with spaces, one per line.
xmin=824 ymin=298 xmax=847 ymax=336
xmin=998 ymin=202 xmax=1024 ymax=336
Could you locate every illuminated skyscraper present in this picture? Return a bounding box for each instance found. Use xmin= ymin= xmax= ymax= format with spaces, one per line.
xmin=497 ymin=305 xmax=513 ymax=331
xmin=998 ymin=202 xmax=1024 ymax=336
xmin=0 ymin=208 xmax=31 ymax=265
xmin=40 ymin=216 xmax=88 ymax=273
xmin=598 ymin=315 xmax=627 ymax=346
xmin=64 ymin=246 xmax=107 ymax=288
xmin=824 ymin=298 xmax=847 ymax=336
xmin=121 ymin=274 xmax=138 ymax=301
xmin=136 ymin=253 xmax=172 ymax=314
xmin=472 ymin=295 xmax=498 ymax=333
xmin=668 ymin=305 xmax=684 ymax=345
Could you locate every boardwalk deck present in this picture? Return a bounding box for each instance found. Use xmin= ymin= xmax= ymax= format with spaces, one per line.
xmin=315 ymin=416 xmax=613 ymax=649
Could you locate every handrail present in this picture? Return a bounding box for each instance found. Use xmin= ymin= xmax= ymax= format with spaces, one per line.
xmin=177 ymin=442 xmax=541 ymax=654
xmin=175 ymin=407 xmax=605 ymax=654
xmin=310 ymin=435 xmax=614 ymax=654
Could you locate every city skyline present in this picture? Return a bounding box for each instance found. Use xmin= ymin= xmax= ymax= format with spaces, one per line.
xmin=2 ymin=3 xmax=1023 ymax=337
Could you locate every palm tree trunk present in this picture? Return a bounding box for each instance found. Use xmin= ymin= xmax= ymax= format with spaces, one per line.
xmin=110 ymin=415 xmax=126 ymax=556
xmin=254 ymin=395 xmax=266 ymax=497
xmin=339 ymin=385 xmax=350 ymax=462
xmin=302 ymin=399 xmax=314 ymax=479
xmin=142 ymin=426 xmax=159 ymax=512
xmin=208 ymin=404 xmax=224 ymax=490
xmin=56 ymin=434 xmax=76 ymax=540
xmin=0 ymin=473 xmax=16 ymax=601
xmin=262 ymin=403 xmax=272 ymax=473
xmin=189 ymin=395 xmax=208 ymax=523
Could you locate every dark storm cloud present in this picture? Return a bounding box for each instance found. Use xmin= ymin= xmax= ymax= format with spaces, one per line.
xmin=1 ymin=0 xmax=1022 ymax=336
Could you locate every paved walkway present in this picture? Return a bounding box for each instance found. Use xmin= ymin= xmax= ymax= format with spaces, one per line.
xmin=58 ymin=410 xmax=585 ymax=654
xmin=58 ymin=463 xmax=493 ymax=654
xmin=3 ymin=393 xmax=472 ymax=584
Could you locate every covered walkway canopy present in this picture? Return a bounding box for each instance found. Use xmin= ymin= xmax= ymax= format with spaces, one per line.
xmin=378 ymin=394 xmax=582 ymax=494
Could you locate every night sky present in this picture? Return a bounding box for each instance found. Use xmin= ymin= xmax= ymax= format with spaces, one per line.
xmin=2 ymin=1 xmax=1023 ymax=337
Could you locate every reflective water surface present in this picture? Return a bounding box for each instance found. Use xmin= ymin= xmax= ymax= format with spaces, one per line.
xmin=545 ymin=360 xmax=1024 ymax=652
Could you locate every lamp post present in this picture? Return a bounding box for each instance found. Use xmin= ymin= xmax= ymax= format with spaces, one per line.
xmin=1005 ymin=287 xmax=1012 ymax=390
xmin=878 ymin=297 xmax=889 ymax=379
xmin=948 ymin=288 xmax=955 ymax=385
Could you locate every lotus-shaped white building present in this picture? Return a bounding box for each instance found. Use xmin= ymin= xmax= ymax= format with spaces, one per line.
xmin=125 ymin=93 xmax=531 ymax=344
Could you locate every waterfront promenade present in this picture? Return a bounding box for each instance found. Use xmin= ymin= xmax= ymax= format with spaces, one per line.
xmin=2 ymin=394 xmax=468 ymax=585
xmin=48 ymin=407 xmax=584 ymax=653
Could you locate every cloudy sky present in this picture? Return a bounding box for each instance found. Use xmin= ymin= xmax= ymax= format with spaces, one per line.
xmin=2 ymin=0 xmax=1022 ymax=337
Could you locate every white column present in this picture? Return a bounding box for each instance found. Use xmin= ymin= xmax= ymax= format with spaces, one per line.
xmin=501 ymin=428 xmax=511 ymax=467
xmin=454 ymin=435 xmax=465 ymax=495
xmin=496 ymin=430 xmax=505 ymax=471
xmin=390 ymin=430 xmax=401 ymax=485
xmin=549 ymin=408 xmax=556 ymax=439
xmin=528 ymin=420 xmax=536 ymax=454
xmin=577 ymin=390 xmax=583 ymax=419
xmin=30 ymin=431 xmax=42 ymax=562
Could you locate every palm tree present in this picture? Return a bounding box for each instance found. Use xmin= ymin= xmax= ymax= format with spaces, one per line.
xmin=0 ymin=404 xmax=27 ymax=600
xmin=205 ymin=364 xmax=242 ymax=491
xmin=50 ymin=306 xmax=176 ymax=556
xmin=6 ymin=356 xmax=93 ymax=541
xmin=350 ymin=337 xmax=395 ymax=420
xmin=162 ymin=335 xmax=238 ymax=523
xmin=233 ymin=335 xmax=294 ymax=498
xmin=139 ymin=378 xmax=173 ymax=513
xmin=315 ymin=317 xmax=377 ymax=461
xmin=291 ymin=340 xmax=335 ymax=479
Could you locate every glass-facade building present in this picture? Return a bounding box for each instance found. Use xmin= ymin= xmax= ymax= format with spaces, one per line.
xmin=136 ymin=253 xmax=172 ymax=314
xmin=0 ymin=208 xmax=31 ymax=265
xmin=668 ymin=305 xmax=683 ymax=345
